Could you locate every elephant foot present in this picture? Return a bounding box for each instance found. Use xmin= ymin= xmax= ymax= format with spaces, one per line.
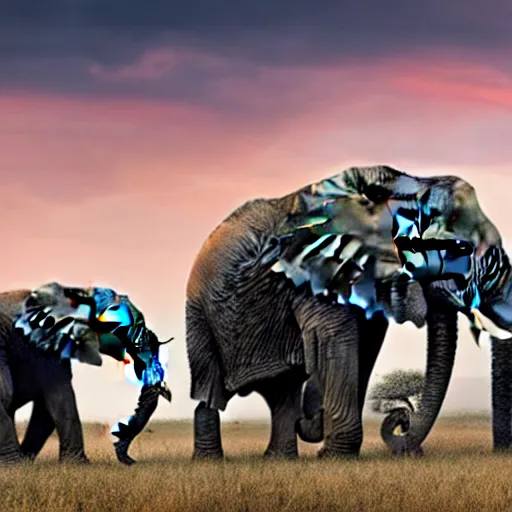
xmin=0 ymin=455 xmax=24 ymax=466
xmin=114 ymin=439 xmax=136 ymax=465
xmin=60 ymin=453 xmax=90 ymax=465
xmin=264 ymin=447 xmax=298 ymax=460
xmin=296 ymin=411 xmax=324 ymax=443
xmin=193 ymin=403 xmax=223 ymax=461
xmin=317 ymin=446 xmax=359 ymax=460
xmin=192 ymin=448 xmax=223 ymax=460
xmin=0 ymin=448 xmax=24 ymax=465
xmin=20 ymin=452 xmax=37 ymax=463
xmin=493 ymin=445 xmax=512 ymax=453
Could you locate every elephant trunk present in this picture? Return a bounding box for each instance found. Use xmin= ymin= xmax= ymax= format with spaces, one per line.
xmin=384 ymin=306 xmax=458 ymax=454
xmin=112 ymin=385 xmax=161 ymax=465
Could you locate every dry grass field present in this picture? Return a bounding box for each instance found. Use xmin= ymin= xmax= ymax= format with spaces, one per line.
xmin=2 ymin=414 xmax=512 ymax=511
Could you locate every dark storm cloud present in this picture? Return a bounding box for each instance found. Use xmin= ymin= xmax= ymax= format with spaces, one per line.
xmin=1 ymin=0 xmax=512 ymax=97
xmin=2 ymin=0 xmax=512 ymax=60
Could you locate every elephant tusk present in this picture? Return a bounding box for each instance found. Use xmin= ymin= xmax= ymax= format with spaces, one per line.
xmin=471 ymin=309 xmax=512 ymax=340
xmin=472 ymin=309 xmax=484 ymax=331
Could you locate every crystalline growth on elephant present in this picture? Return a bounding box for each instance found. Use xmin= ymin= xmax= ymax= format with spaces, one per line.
xmin=10 ymin=282 xmax=174 ymax=465
xmin=268 ymin=167 xmax=512 ymax=339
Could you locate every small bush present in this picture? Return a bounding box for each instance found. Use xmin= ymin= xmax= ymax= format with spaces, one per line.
xmin=369 ymin=369 xmax=424 ymax=412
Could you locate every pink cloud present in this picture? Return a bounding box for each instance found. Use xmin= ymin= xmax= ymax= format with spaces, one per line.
xmin=3 ymin=48 xmax=512 ymax=421
xmin=2 ymin=49 xmax=512 ymax=210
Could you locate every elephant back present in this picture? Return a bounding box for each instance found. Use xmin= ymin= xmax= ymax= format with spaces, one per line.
xmin=187 ymin=197 xmax=294 ymax=302
xmin=0 ymin=290 xmax=31 ymax=329
xmin=0 ymin=290 xmax=32 ymax=357
xmin=186 ymin=196 xmax=304 ymax=396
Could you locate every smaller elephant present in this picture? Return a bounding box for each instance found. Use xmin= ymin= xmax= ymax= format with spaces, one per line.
xmin=0 ymin=282 xmax=172 ymax=464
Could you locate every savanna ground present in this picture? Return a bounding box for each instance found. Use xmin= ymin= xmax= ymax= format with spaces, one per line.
xmin=3 ymin=414 xmax=512 ymax=511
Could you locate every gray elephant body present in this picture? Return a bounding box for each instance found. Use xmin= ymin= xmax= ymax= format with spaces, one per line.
xmin=0 ymin=290 xmax=87 ymax=463
xmin=187 ymin=197 xmax=318 ymax=457
xmin=187 ymin=168 xmax=429 ymax=458
xmin=187 ymin=164 xmax=509 ymax=459
xmin=187 ymin=197 xmax=303 ymax=410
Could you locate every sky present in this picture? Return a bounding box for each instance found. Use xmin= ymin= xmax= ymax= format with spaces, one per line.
xmin=2 ymin=0 xmax=512 ymax=423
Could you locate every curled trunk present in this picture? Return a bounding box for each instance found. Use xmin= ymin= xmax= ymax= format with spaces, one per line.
xmin=382 ymin=306 xmax=458 ymax=454
xmin=380 ymin=408 xmax=411 ymax=455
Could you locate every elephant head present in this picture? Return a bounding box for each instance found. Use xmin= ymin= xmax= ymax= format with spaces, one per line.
xmin=387 ymin=182 xmax=512 ymax=453
xmin=13 ymin=282 xmax=173 ymax=464
xmin=270 ymin=166 xmax=512 ymax=454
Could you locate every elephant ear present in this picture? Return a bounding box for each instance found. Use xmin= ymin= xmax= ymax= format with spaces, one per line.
xmin=272 ymin=228 xmax=391 ymax=318
xmin=422 ymin=245 xmax=512 ymax=342
xmin=13 ymin=284 xmax=104 ymax=366
xmin=269 ymin=167 xmax=409 ymax=318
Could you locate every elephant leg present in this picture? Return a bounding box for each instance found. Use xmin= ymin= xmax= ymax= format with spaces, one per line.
xmin=257 ymin=369 xmax=304 ymax=458
xmin=318 ymin=337 xmax=361 ymax=458
xmin=294 ymin=300 xmax=362 ymax=458
xmin=308 ymin=306 xmax=362 ymax=458
xmin=297 ymin=310 xmax=388 ymax=445
xmin=20 ymin=399 xmax=55 ymax=460
xmin=491 ymin=336 xmax=512 ymax=451
xmin=357 ymin=310 xmax=388 ymax=415
xmin=187 ymin=299 xmax=230 ymax=460
xmin=43 ymin=379 xmax=88 ymax=463
xmin=193 ymin=402 xmax=223 ymax=459
xmin=0 ymin=350 xmax=22 ymax=463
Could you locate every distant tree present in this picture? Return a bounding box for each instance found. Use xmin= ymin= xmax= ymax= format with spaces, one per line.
xmin=369 ymin=369 xmax=424 ymax=413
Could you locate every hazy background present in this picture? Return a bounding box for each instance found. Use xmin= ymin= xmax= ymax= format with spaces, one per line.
xmin=1 ymin=1 xmax=512 ymax=423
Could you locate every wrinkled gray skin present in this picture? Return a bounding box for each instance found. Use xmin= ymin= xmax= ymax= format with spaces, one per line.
xmin=0 ymin=290 xmax=161 ymax=464
xmin=187 ymin=166 xmax=483 ymax=459
xmin=377 ymin=306 xmax=512 ymax=455
xmin=297 ymin=285 xmax=458 ymax=457
xmin=187 ymin=197 xmax=386 ymax=458
xmin=187 ymin=165 xmax=510 ymax=459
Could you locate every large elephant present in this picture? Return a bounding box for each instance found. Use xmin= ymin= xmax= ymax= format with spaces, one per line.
xmin=187 ymin=165 xmax=506 ymax=459
xmin=0 ymin=282 xmax=172 ymax=464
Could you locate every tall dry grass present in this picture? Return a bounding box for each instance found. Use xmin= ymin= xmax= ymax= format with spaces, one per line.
xmin=2 ymin=414 xmax=512 ymax=511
